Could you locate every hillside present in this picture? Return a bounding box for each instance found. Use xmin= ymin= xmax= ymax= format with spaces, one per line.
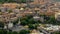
xmin=0 ymin=0 xmax=24 ymax=3
xmin=0 ymin=0 xmax=33 ymax=3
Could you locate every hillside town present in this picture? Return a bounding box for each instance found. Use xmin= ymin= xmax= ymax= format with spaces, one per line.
xmin=0 ymin=0 xmax=60 ymax=34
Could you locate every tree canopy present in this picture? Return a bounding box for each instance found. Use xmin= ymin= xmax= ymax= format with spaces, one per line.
xmin=0 ymin=0 xmax=25 ymax=3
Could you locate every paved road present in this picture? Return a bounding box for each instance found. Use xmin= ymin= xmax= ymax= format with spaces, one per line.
xmin=10 ymin=25 xmax=28 ymax=32
xmin=38 ymin=27 xmax=51 ymax=34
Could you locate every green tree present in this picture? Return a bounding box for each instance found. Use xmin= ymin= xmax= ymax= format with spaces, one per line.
xmin=12 ymin=31 xmax=18 ymax=34
xmin=8 ymin=10 xmax=12 ymax=13
xmin=2 ymin=30 xmax=7 ymax=34
xmin=0 ymin=22 xmax=4 ymax=28
xmin=52 ymin=31 xmax=60 ymax=34
xmin=20 ymin=20 xmax=28 ymax=26
xmin=13 ymin=18 xmax=19 ymax=25
xmin=19 ymin=30 xmax=30 ymax=34
xmin=20 ymin=0 xmax=26 ymax=3
xmin=0 ymin=29 xmax=4 ymax=34
xmin=28 ymin=24 xmax=39 ymax=30
xmin=20 ymin=15 xmax=41 ymax=26
xmin=0 ymin=29 xmax=7 ymax=34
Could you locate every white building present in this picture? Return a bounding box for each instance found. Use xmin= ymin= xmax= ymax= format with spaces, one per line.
xmin=4 ymin=22 xmax=13 ymax=29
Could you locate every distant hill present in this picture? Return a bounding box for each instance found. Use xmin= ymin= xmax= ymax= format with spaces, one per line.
xmin=0 ymin=0 xmax=25 ymax=3
xmin=0 ymin=0 xmax=33 ymax=3
xmin=0 ymin=0 xmax=60 ymax=3
xmin=0 ymin=0 xmax=15 ymax=3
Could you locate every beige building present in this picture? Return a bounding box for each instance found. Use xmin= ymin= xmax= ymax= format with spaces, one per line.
xmin=30 ymin=29 xmax=44 ymax=34
xmin=32 ymin=0 xmax=50 ymax=4
xmin=55 ymin=12 xmax=60 ymax=21
xmin=2 ymin=3 xmax=20 ymax=9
